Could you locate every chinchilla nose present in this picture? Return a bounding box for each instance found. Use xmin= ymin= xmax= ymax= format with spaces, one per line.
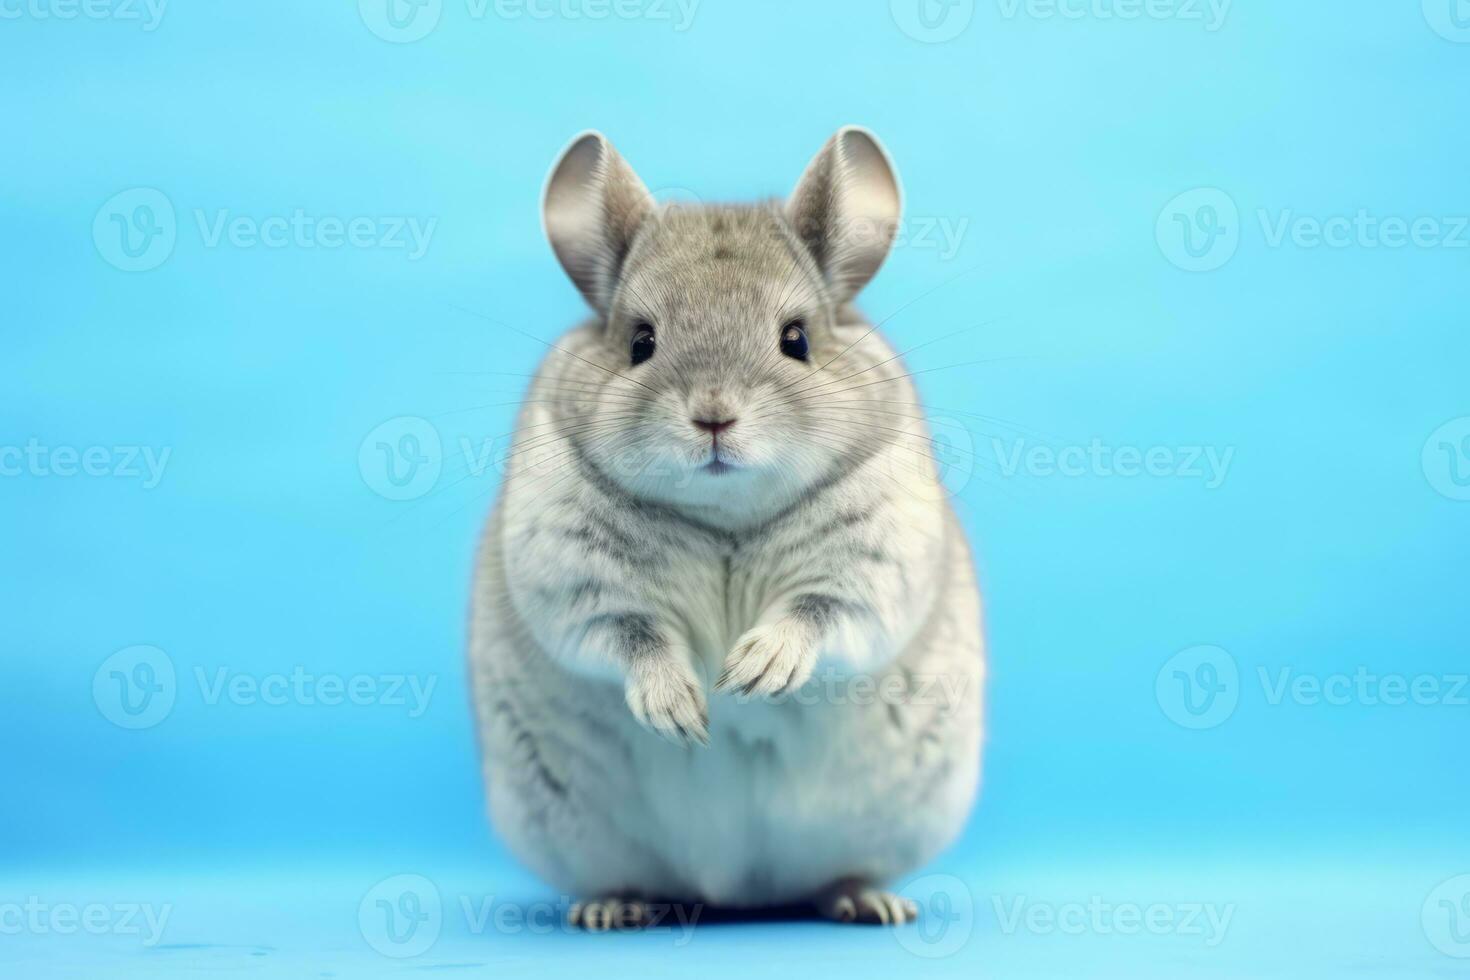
xmin=688 ymin=389 xmax=737 ymax=431
xmin=692 ymin=417 xmax=735 ymax=435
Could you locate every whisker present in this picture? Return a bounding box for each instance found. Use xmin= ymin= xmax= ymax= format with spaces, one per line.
xmin=794 ymin=413 xmax=1006 ymax=473
xmin=449 ymin=304 xmax=660 ymax=396
xmin=787 ymin=355 xmax=1045 ymax=403
xmin=771 ymin=260 xmax=987 ymax=396
xmin=783 ymin=315 xmax=1012 ymax=402
xmin=803 ymin=398 xmax=1058 ymax=444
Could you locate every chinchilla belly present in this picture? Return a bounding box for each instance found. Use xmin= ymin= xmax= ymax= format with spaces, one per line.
xmin=469 ymin=537 xmax=983 ymax=907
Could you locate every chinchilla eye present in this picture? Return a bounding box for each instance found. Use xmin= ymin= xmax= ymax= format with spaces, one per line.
xmin=780 ymin=319 xmax=809 ymax=361
xmin=630 ymin=323 xmax=656 ymax=365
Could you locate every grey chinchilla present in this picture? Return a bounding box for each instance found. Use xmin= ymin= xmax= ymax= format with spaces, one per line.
xmin=468 ymin=127 xmax=984 ymax=926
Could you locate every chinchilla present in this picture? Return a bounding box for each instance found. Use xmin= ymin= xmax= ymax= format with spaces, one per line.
xmin=468 ymin=127 xmax=984 ymax=926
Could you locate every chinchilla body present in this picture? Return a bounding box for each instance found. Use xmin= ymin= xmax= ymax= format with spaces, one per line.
xmin=468 ymin=129 xmax=984 ymax=912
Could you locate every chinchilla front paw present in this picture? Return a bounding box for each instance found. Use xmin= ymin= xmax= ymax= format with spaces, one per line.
xmin=624 ymin=655 xmax=709 ymax=746
xmin=716 ymin=621 xmax=816 ymax=698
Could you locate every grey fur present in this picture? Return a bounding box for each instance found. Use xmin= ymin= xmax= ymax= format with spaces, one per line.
xmin=469 ymin=128 xmax=985 ymax=915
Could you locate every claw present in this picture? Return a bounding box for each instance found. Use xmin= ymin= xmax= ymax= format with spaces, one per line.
xmin=567 ymin=898 xmax=663 ymax=931
xmin=625 ymin=658 xmax=709 ymax=746
xmin=716 ymin=622 xmax=815 ymax=699
xmin=816 ymin=881 xmax=918 ymax=926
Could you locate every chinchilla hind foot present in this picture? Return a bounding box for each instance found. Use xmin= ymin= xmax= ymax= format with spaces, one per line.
xmin=814 ymin=878 xmax=920 ymax=925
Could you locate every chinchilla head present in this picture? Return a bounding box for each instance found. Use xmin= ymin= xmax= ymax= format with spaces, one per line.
xmin=540 ymin=126 xmax=906 ymax=516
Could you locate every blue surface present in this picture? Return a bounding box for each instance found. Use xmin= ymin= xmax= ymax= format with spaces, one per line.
xmin=4 ymin=1 xmax=1469 ymax=976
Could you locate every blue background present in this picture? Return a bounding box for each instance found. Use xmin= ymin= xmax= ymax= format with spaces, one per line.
xmin=4 ymin=1 xmax=1468 ymax=976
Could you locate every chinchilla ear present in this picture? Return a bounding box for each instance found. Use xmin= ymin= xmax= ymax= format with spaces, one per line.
xmin=786 ymin=126 xmax=903 ymax=303
xmin=542 ymin=131 xmax=653 ymax=313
